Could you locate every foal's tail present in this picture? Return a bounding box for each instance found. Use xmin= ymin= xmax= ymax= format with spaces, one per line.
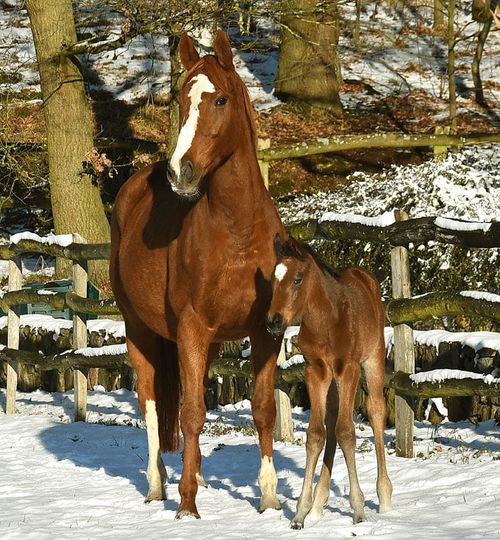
xmin=155 ymin=339 xmax=181 ymax=452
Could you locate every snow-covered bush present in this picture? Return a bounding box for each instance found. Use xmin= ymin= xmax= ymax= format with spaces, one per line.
xmin=278 ymin=144 xmax=500 ymax=318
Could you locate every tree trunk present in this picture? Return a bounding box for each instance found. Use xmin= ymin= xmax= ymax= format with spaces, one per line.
xmin=433 ymin=0 xmax=444 ymax=30
xmin=167 ymin=34 xmax=182 ymax=156
xmin=25 ymin=0 xmax=110 ymax=286
xmin=471 ymin=17 xmax=493 ymax=107
xmin=276 ymin=0 xmax=343 ymax=115
xmin=447 ymin=0 xmax=457 ymax=133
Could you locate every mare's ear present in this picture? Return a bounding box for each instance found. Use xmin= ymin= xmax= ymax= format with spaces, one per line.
xmin=273 ymin=233 xmax=284 ymax=258
xmin=179 ymin=32 xmax=200 ymax=71
xmin=213 ymin=30 xmax=234 ymax=70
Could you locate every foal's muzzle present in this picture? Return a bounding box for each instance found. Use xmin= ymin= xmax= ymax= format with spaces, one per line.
xmin=266 ymin=313 xmax=285 ymax=337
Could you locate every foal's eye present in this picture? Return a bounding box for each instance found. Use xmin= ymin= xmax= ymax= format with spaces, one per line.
xmin=293 ymin=274 xmax=303 ymax=285
xmin=215 ymin=96 xmax=228 ymax=107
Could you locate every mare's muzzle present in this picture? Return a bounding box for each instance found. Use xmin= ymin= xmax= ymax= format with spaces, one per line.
xmin=266 ymin=313 xmax=285 ymax=337
xmin=168 ymin=159 xmax=202 ymax=197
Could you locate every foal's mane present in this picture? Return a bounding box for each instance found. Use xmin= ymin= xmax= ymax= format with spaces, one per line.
xmin=284 ymin=237 xmax=339 ymax=279
xmin=185 ymin=55 xmax=258 ymax=148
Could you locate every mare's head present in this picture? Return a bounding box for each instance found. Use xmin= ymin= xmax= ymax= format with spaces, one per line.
xmin=266 ymin=234 xmax=313 ymax=337
xmin=169 ymin=30 xmax=256 ymax=198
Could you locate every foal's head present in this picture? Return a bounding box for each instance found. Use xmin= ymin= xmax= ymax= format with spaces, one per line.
xmin=266 ymin=235 xmax=313 ymax=337
xmin=169 ymin=30 xmax=256 ymax=197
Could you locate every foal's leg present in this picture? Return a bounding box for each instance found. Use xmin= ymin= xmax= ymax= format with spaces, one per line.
xmin=362 ymin=350 xmax=393 ymax=513
xmin=176 ymin=309 xmax=213 ymax=519
xmin=309 ymin=380 xmax=339 ymax=517
xmin=336 ymin=362 xmax=365 ymax=523
xmin=291 ymin=361 xmax=331 ymax=530
xmin=249 ymin=328 xmax=282 ymax=512
xmin=126 ymin=330 xmax=168 ymax=503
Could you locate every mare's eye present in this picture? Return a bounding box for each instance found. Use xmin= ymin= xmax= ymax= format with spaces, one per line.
xmin=293 ymin=274 xmax=303 ymax=285
xmin=215 ymin=96 xmax=228 ymax=107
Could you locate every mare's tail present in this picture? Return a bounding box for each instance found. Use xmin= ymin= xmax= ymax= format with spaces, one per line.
xmin=155 ymin=339 xmax=181 ymax=452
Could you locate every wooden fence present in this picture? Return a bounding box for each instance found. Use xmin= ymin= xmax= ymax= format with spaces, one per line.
xmin=1 ymin=210 xmax=499 ymax=457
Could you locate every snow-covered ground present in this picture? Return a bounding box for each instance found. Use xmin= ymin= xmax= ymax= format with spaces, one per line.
xmin=0 ymin=388 xmax=499 ymax=539
xmin=1 ymin=1 xmax=498 ymax=111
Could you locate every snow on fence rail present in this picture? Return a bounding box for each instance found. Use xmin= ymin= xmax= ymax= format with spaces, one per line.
xmin=1 ymin=210 xmax=499 ymax=456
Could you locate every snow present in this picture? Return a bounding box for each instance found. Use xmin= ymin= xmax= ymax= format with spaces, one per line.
xmin=280 ymin=354 xmax=305 ymax=370
xmin=460 ymin=290 xmax=500 ymax=303
xmin=74 ymin=343 xmax=127 ymax=357
xmin=0 ymin=389 xmax=499 ymax=539
xmin=424 ymin=397 xmax=448 ymax=420
xmin=319 ymin=211 xmax=396 ymax=227
xmin=410 ymin=369 xmax=500 ymax=385
xmin=9 ymin=232 xmax=74 ymax=247
xmin=385 ymin=327 xmax=500 ymax=355
xmin=434 ymin=217 xmax=492 ymax=233
xmin=0 ymin=314 xmax=125 ymax=340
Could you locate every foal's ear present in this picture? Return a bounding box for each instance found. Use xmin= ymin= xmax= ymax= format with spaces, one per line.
xmin=213 ymin=30 xmax=234 ymax=70
xmin=179 ymin=32 xmax=200 ymax=71
xmin=273 ymin=233 xmax=285 ymax=258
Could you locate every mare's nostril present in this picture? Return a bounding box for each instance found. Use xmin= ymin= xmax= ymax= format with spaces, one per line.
xmin=181 ymin=161 xmax=194 ymax=183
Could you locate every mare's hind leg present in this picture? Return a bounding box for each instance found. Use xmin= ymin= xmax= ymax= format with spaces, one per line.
xmin=126 ymin=330 xmax=169 ymax=503
xmin=249 ymin=328 xmax=282 ymax=513
xmin=291 ymin=360 xmax=331 ymax=530
xmin=309 ymin=380 xmax=340 ymax=517
xmin=362 ymin=350 xmax=393 ymax=513
xmin=336 ymin=362 xmax=366 ymax=523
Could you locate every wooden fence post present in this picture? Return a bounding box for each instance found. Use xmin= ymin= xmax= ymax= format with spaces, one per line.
xmin=6 ymin=256 xmax=22 ymax=414
xmin=72 ymin=235 xmax=88 ymax=422
xmin=390 ymin=210 xmax=415 ymax=458
xmin=274 ymin=339 xmax=294 ymax=442
xmin=434 ymin=126 xmax=450 ymax=160
xmin=258 ymin=138 xmax=271 ymax=189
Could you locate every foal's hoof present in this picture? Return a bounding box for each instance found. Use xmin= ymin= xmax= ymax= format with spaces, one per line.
xmin=258 ymin=496 xmax=281 ymax=513
xmin=175 ymin=509 xmax=201 ymax=520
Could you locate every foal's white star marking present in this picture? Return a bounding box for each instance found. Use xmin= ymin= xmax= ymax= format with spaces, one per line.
xmin=274 ymin=263 xmax=288 ymax=282
xmin=170 ymin=74 xmax=216 ymax=180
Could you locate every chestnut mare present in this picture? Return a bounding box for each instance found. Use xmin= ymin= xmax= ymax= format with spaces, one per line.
xmin=266 ymin=235 xmax=392 ymax=529
xmin=110 ymin=31 xmax=285 ymax=518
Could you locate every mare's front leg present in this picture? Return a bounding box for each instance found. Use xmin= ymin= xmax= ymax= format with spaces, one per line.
xmin=176 ymin=308 xmax=213 ymax=519
xmin=126 ymin=327 xmax=169 ymax=503
xmin=291 ymin=359 xmax=331 ymax=529
xmin=250 ymin=327 xmax=282 ymax=513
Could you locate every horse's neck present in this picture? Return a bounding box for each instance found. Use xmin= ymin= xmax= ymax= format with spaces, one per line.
xmin=207 ymin=141 xmax=270 ymax=232
xmin=304 ymin=265 xmax=339 ymax=325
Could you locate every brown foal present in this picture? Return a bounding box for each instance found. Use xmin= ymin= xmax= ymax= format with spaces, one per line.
xmin=110 ymin=31 xmax=286 ymax=518
xmin=266 ymin=235 xmax=392 ymax=529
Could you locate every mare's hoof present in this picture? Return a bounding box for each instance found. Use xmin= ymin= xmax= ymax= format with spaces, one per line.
xmin=176 ymin=509 xmax=201 ymax=520
xmin=353 ymin=512 xmax=366 ymax=524
xmin=290 ymin=520 xmax=304 ymax=530
xmin=258 ymin=496 xmax=281 ymax=513
xmin=144 ymin=490 xmax=166 ymax=503
xmin=379 ymin=502 xmax=392 ymax=513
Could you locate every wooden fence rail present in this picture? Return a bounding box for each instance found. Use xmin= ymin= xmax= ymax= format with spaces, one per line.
xmin=255 ymin=132 xmax=500 ymax=162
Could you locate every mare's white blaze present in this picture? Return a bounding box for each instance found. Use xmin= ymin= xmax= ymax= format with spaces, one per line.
xmin=145 ymin=399 xmax=163 ymax=494
xmin=274 ymin=263 xmax=288 ymax=282
xmin=170 ymin=74 xmax=216 ymax=178
xmin=258 ymin=455 xmax=278 ymax=496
